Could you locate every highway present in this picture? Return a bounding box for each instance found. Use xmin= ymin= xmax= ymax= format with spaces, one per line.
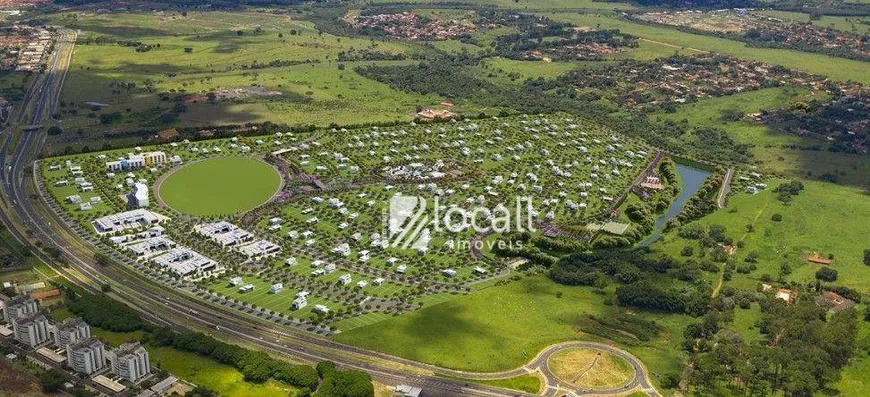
xmin=0 ymin=29 xmax=660 ymax=397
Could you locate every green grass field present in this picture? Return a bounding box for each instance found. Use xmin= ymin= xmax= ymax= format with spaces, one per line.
xmin=158 ymin=157 xmax=281 ymax=216
xmin=334 ymin=275 xmax=692 ymax=380
xmin=49 ymin=11 xmax=441 ymax=150
xmin=544 ymin=12 xmax=870 ymax=83
xmin=651 ymin=180 xmax=870 ymax=293
xmin=451 ymin=374 xmax=542 ymax=394
xmin=149 ymin=346 xmax=299 ymax=397
xmin=758 ymin=10 xmax=870 ymax=34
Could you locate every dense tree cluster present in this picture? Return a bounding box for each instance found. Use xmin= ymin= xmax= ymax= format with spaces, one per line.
xmin=551 ymin=250 xmax=710 ymax=315
xmin=488 ymin=14 xmax=638 ymax=61
xmin=773 ymin=180 xmax=805 ymax=203
xmin=64 ymin=286 xmax=144 ymax=332
xmin=151 ymin=327 xmax=321 ymax=388
xmin=689 ymin=299 xmax=860 ymax=396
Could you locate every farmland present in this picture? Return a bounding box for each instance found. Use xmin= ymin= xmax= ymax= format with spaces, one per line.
xmin=44 ymin=11 xmax=441 ymax=153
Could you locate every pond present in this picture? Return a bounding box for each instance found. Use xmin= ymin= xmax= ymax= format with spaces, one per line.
xmin=638 ymin=163 xmax=712 ymax=247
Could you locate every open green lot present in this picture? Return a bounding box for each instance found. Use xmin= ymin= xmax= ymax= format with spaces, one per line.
xmin=335 ymin=275 xmax=692 ymax=380
xmin=651 ymin=180 xmax=870 ymax=293
xmin=48 ymin=10 xmax=443 ymax=151
xmin=158 ymin=157 xmax=281 ymax=216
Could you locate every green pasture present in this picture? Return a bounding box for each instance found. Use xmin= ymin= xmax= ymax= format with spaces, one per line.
xmin=651 ymin=180 xmax=870 ymax=294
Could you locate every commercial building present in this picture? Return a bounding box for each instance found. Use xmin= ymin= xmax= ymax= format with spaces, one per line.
xmin=67 ymin=337 xmax=106 ymax=375
xmin=105 ymin=151 xmax=167 ymax=171
xmin=49 ymin=317 xmax=90 ymax=349
xmin=150 ymin=247 xmax=219 ymax=278
xmin=107 ymin=342 xmax=151 ymax=382
xmin=92 ymin=209 xmax=162 ymax=234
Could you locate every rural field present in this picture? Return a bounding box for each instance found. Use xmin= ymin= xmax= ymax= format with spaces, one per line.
xmin=46 ymin=11 xmax=444 ymax=152
xmin=544 ymin=12 xmax=870 ymax=83
xmin=651 ymin=179 xmax=870 ymax=293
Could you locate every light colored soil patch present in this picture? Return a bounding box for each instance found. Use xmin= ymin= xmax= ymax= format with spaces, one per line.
xmin=549 ymin=348 xmax=635 ymax=390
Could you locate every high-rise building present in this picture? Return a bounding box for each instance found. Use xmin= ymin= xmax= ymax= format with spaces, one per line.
xmin=67 ymin=337 xmax=106 ymax=375
xmin=49 ymin=317 xmax=90 ymax=349
xmin=2 ymin=295 xmax=38 ymax=322
xmin=12 ymin=314 xmax=50 ymax=347
xmin=107 ymin=342 xmax=150 ymax=382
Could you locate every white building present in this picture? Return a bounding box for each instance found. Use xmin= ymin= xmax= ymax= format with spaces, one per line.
xmin=128 ymin=183 xmax=149 ymax=208
xmin=92 ymin=209 xmax=162 ymax=234
xmin=105 ymin=151 xmax=167 ymax=171
xmin=107 ymin=342 xmax=150 ymax=383
xmin=291 ymin=296 xmax=307 ymax=310
xmin=12 ymin=314 xmax=50 ymax=347
xmin=67 ymin=338 xmax=106 ymax=375
xmin=49 ymin=317 xmax=90 ymax=349
xmin=150 ymin=248 xmax=219 ymax=279
xmin=2 ymin=295 xmax=38 ymax=322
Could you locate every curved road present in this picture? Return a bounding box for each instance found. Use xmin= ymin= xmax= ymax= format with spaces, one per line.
xmin=0 ymin=29 xmax=660 ymax=397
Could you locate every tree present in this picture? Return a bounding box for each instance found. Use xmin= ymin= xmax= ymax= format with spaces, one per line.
xmin=680 ymin=246 xmax=694 ymax=257
xmin=815 ymin=266 xmax=838 ymax=282
xmin=94 ymin=251 xmax=113 ymax=266
xmin=47 ymin=126 xmax=63 ymax=135
xmin=771 ymin=213 xmax=783 ymax=222
xmin=39 ymin=369 xmax=66 ymax=392
xmin=864 ymin=249 xmax=870 ymax=266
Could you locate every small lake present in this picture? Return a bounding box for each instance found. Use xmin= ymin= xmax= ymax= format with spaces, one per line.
xmin=638 ymin=163 xmax=712 ymax=247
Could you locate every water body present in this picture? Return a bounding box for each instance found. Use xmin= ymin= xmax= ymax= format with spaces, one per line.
xmin=638 ymin=163 xmax=712 ymax=247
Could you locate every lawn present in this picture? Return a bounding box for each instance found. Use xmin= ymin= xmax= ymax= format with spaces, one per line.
xmin=548 ymin=347 xmax=635 ymax=390
xmin=479 ymin=57 xmax=577 ymax=81
xmin=653 ymin=86 xmax=820 ymax=147
xmin=334 ymin=275 xmax=692 ymax=380
xmin=453 ymin=374 xmax=542 ymax=394
xmin=158 ymin=157 xmax=281 ymax=216
xmin=544 ymin=12 xmax=870 ymax=83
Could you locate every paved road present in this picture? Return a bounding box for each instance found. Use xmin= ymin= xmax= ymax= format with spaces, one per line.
xmin=716 ymin=167 xmax=734 ymax=208
xmin=0 ymin=29 xmax=661 ymax=397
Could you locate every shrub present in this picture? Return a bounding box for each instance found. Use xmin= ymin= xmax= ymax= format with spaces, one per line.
xmin=815 ymin=267 xmax=838 ymax=282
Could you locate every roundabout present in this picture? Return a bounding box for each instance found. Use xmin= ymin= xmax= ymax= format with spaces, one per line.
xmin=156 ymin=156 xmax=282 ymax=217
xmin=547 ymin=347 xmax=636 ymax=391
